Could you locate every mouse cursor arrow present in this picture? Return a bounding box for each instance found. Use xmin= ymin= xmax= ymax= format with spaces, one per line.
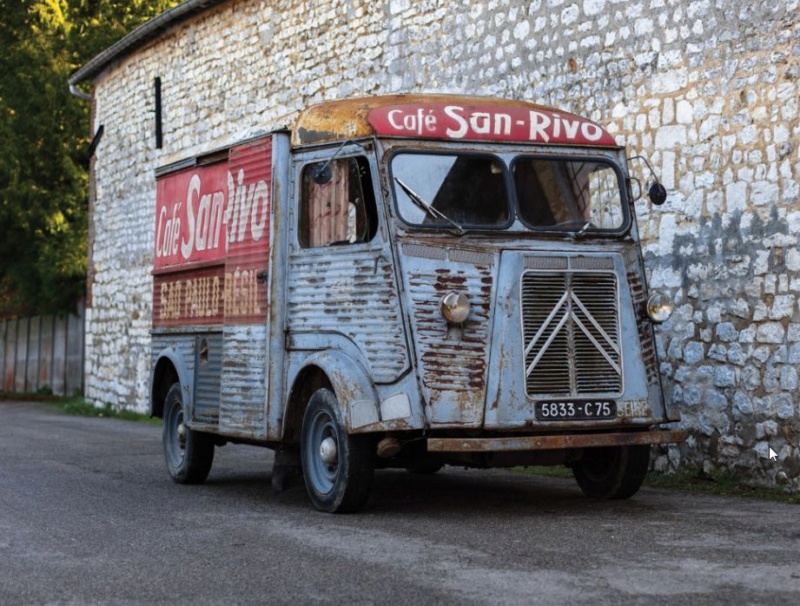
xmin=768 ymin=447 xmax=778 ymax=461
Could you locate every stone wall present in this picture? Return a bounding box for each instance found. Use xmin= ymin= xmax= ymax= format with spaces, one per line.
xmin=84 ymin=0 xmax=800 ymax=489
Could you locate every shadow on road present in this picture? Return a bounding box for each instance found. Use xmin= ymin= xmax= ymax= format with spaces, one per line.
xmin=195 ymin=446 xmax=665 ymax=518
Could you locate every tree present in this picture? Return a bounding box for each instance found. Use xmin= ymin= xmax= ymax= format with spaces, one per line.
xmin=0 ymin=0 xmax=177 ymax=317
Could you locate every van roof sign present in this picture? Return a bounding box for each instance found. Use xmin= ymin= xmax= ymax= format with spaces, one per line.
xmin=368 ymin=103 xmax=617 ymax=146
xmin=291 ymin=94 xmax=618 ymax=148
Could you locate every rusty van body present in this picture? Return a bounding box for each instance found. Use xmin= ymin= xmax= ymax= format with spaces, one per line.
xmin=150 ymin=94 xmax=682 ymax=512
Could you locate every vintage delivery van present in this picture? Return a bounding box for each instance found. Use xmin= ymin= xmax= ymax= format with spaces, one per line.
xmin=150 ymin=94 xmax=683 ymax=512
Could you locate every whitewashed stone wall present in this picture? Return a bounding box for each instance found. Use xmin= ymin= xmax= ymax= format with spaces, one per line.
xmin=85 ymin=0 xmax=800 ymax=489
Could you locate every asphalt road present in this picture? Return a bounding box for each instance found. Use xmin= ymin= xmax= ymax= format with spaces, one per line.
xmin=1 ymin=400 xmax=799 ymax=605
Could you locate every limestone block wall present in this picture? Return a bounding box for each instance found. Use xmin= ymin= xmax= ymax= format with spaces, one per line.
xmin=85 ymin=0 xmax=800 ymax=488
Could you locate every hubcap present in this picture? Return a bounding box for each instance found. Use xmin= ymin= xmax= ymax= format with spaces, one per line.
xmin=165 ymin=400 xmax=186 ymax=469
xmin=177 ymin=423 xmax=186 ymax=449
xmin=305 ymin=409 xmax=339 ymax=495
xmin=320 ymin=436 xmax=338 ymax=465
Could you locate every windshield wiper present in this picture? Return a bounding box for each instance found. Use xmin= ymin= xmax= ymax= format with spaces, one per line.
xmin=574 ymin=221 xmax=592 ymax=239
xmin=394 ymin=177 xmax=464 ymax=235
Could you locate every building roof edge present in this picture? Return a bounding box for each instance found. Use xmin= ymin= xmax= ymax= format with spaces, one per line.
xmin=68 ymin=0 xmax=229 ymax=86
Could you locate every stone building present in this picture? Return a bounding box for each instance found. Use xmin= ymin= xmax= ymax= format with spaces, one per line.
xmin=69 ymin=0 xmax=800 ymax=489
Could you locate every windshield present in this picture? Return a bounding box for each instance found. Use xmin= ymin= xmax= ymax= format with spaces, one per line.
xmin=391 ymin=153 xmax=510 ymax=228
xmin=391 ymin=152 xmax=626 ymax=233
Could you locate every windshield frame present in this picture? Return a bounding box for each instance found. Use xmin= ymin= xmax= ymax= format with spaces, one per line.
xmin=383 ymin=141 xmax=632 ymax=238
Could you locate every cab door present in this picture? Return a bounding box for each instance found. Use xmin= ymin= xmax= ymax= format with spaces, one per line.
xmin=284 ymin=146 xmax=410 ymax=397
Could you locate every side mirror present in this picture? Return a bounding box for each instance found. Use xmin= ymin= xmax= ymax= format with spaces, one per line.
xmin=648 ymin=182 xmax=667 ymax=206
xmin=627 ymin=155 xmax=668 ymax=206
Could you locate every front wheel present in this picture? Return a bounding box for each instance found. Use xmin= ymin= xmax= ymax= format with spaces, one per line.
xmin=572 ymin=445 xmax=650 ymax=500
xmin=301 ymin=388 xmax=374 ymax=513
xmin=163 ymin=383 xmax=214 ymax=484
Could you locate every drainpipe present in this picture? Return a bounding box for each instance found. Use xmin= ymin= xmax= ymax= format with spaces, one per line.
xmin=69 ymin=82 xmax=91 ymax=101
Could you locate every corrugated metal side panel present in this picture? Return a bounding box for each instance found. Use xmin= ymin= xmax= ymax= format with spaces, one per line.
xmin=219 ymin=324 xmax=267 ymax=437
xmin=225 ymin=138 xmax=271 ymax=324
xmin=153 ymin=265 xmax=225 ymax=327
xmin=401 ymin=248 xmax=495 ymax=425
xmin=287 ymin=248 xmax=409 ymax=383
xmin=194 ymin=332 xmax=222 ymax=423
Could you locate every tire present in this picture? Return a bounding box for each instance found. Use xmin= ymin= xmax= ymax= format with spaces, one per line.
xmin=300 ymin=388 xmax=374 ymax=513
xmin=572 ymin=445 xmax=650 ymax=500
xmin=162 ymin=383 xmax=214 ymax=484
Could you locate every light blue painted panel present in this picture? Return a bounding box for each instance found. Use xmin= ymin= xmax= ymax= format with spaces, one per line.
xmin=286 ymin=245 xmax=409 ymax=383
xmin=219 ymin=324 xmax=267 ymax=437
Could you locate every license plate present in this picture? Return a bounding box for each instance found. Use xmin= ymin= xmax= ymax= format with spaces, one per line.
xmin=535 ymin=400 xmax=617 ymax=421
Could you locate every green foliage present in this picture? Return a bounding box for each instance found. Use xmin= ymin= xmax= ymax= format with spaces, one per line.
xmin=0 ymin=0 xmax=177 ymax=317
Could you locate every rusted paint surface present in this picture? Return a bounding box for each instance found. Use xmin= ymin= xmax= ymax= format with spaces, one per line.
xmin=398 ymin=242 xmax=497 ymax=426
xmin=218 ymin=323 xmax=267 ymax=437
xmin=291 ymin=94 xmax=618 ymax=148
xmin=427 ymin=429 xmax=686 ymax=452
xmin=286 ymin=245 xmax=409 ymax=383
xmin=152 ymin=137 xmax=272 ymax=327
xmin=153 ymin=264 xmax=225 ymax=327
xmin=623 ymin=247 xmax=660 ymax=388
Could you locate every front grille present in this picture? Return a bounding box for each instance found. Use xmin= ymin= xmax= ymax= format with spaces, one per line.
xmin=521 ymin=264 xmax=621 ymax=397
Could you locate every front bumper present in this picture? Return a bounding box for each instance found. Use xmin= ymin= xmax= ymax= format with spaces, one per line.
xmin=427 ymin=429 xmax=685 ymax=453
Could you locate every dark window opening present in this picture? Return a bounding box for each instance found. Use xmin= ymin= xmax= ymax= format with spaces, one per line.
xmin=299 ymin=156 xmax=378 ymax=248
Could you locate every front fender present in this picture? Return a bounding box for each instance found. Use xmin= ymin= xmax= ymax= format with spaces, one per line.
xmin=298 ymin=350 xmax=380 ymax=431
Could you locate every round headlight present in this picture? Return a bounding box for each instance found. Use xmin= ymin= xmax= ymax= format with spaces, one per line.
xmin=440 ymin=292 xmax=470 ymax=324
xmin=646 ymin=292 xmax=674 ymax=323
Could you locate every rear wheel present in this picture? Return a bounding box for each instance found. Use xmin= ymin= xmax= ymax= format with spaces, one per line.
xmin=163 ymin=383 xmax=214 ymax=484
xmin=301 ymin=388 xmax=374 ymax=513
xmin=572 ymin=445 xmax=650 ymax=499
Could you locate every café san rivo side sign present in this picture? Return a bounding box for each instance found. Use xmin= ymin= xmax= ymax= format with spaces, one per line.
xmin=152 ymin=138 xmax=272 ymax=327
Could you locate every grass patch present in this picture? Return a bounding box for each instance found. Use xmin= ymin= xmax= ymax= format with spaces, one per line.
xmin=645 ymin=469 xmax=800 ymax=505
xmin=518 ymin=465 xmax=800 ymax=504
xmin=56 ymin=397 xmax=161 ymax=425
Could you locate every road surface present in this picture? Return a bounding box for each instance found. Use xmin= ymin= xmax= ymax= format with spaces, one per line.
xmin=1 ymin=400 xmax=798 ymax=604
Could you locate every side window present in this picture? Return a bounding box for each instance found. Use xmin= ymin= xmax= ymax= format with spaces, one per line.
xmin=299 ymin=156 xmax=378 ymax=248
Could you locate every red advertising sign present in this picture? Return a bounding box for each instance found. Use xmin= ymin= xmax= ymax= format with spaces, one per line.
xmin=368 ymin=103 xmax=617 ymax=147
xmin=153 ymin=138 xmax=272 ymax=327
